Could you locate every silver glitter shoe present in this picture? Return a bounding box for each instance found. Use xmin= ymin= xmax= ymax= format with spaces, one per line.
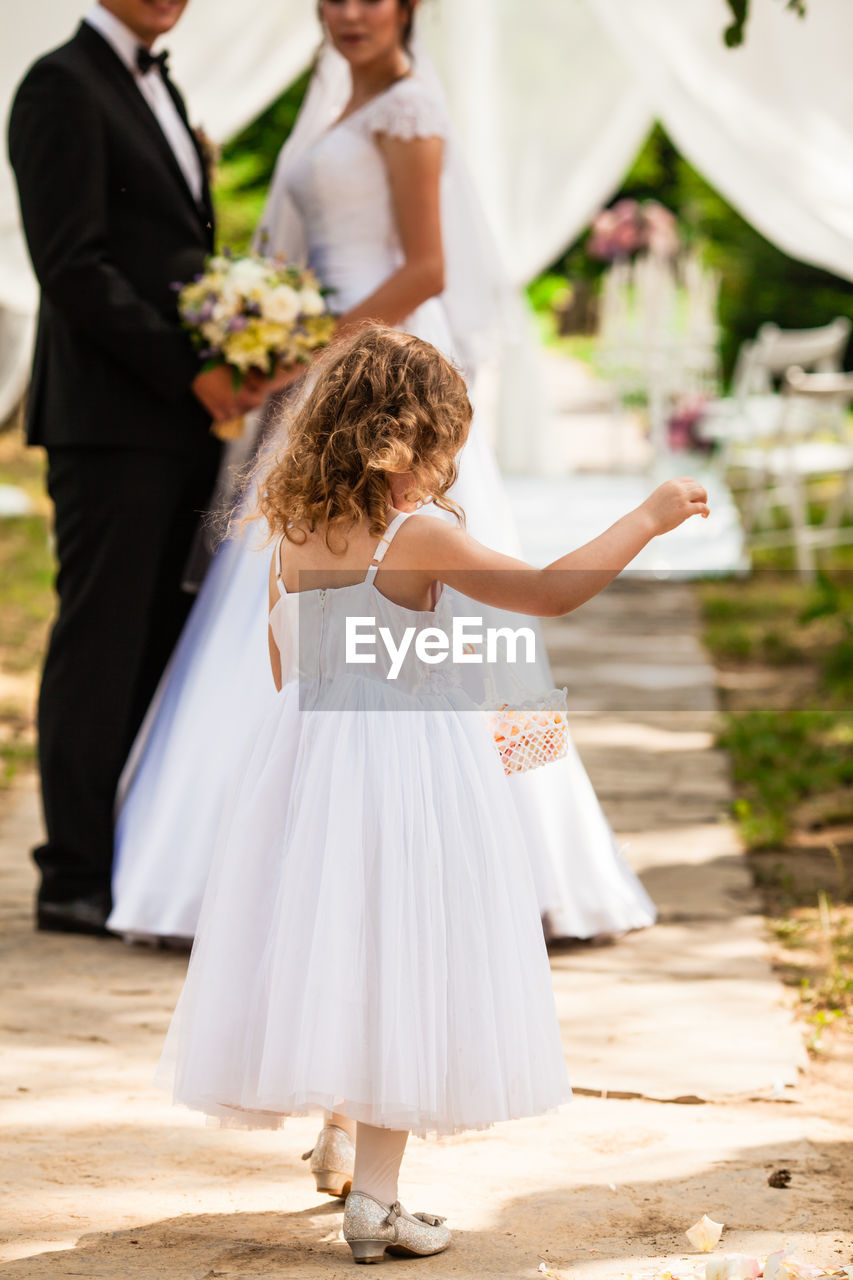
xmin=343 ymin=1190 xmax=451 ymax=1264
xmin=302 ymin=1123 xmax=355 ymax=1198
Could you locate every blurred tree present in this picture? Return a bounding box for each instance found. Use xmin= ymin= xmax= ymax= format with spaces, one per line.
xmin=215 ymin=66 xmax=850 ymax=387
xmin=213 ymin=67 xmax=312 ymax=252
xmin=545 ymin=125 xmax=853 ymax=381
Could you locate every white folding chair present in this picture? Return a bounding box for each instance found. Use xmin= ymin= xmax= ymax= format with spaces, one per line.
xmin=737 ymin=366 xmax=853 ymax=578
xmin=700 ymin=317 xmax=851 ymax=466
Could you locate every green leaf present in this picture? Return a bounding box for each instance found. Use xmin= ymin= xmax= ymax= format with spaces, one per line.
xmin=723 ymin=0 xmax=748 ymax=47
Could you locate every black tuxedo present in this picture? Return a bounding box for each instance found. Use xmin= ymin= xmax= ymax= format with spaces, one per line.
xmin=8 ymin=21 xmax=222 ymax=910
xmin=11 ymin=21 xmax=215 ymax=452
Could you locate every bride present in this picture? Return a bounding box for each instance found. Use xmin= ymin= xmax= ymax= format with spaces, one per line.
xmin=108 ymin=0 xmax=654 ymax=943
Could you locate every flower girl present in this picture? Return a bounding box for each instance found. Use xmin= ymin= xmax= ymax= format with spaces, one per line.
xmin=159 ymin=325 xmax=709 ymax=1265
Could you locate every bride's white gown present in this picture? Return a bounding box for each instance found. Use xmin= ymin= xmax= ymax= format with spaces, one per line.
xmin=109 ymin=76 xmax=655 ymax=942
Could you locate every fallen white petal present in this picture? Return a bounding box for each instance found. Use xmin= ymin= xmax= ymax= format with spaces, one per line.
xmin=706 ymin=1256 xmax=761 ymax=1280
xmin=779 ymin=1264 xmax=825 ymax=1280
xmin=687 ymin=1215 xmax=725 ymax=1253
xmin=764 ymin=1251 xmax=790 ymax=1280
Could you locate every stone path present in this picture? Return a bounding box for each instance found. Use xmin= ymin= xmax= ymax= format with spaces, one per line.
xmin=1 ymin=577 xmax=849 ymax=1279
xmin=546 ymin=580 xmax=806 ymax=1102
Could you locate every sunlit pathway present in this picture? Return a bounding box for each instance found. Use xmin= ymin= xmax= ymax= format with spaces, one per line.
xmin=0 ymin=581 xmax=847 ymax=1279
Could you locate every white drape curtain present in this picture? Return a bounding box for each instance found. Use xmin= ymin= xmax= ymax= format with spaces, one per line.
xmin=590 ymin=0 xmax=853 ymax=283
xmin=2 ymin=0 xmax=852 ymax=338
xmin=1 ymin=5 xmax=79 ymax=312
xmin=420 ymin=0 xmax=653 ymax=284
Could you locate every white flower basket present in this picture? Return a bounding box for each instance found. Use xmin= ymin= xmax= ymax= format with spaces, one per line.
xmin=484 ymin=688 xmax=569 ymax=776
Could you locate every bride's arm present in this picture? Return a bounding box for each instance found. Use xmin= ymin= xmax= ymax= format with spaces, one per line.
xmin=334 ymin=135 xmax=445 ymax=336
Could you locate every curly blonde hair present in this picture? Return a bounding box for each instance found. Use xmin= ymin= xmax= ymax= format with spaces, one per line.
xmin=255 ymin=324 xmax=472 ymax=548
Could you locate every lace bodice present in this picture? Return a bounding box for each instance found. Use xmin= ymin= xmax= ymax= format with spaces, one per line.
xmin=284 ymin=77 xmax=449 ymax=314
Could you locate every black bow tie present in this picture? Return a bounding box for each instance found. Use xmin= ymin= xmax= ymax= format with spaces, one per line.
xmin=136 ymin=46 xmax=170 ymax=76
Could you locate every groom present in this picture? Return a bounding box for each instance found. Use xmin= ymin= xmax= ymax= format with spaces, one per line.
xmin=8 ymin=0 xmax=266 ymax=934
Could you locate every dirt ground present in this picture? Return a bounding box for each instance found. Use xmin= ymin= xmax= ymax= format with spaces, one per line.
xmin=2 ymin=579 xmax=852 ymax=1278
xmin=1 ymin=778 xmax=852 ymax=1280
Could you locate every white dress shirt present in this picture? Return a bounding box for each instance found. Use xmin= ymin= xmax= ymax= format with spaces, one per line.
xmin=85 ymin=4 xmax=204 ymax=204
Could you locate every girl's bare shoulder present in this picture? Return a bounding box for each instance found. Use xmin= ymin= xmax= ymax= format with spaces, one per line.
xmin=392 ymin=511 xmax=469 ymax=565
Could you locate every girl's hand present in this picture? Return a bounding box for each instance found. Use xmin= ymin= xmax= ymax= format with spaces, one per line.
xmin=640 ymin=477 xmax=710 ymax=535
xmin=387 ymin=476 xmax=711 ymax=620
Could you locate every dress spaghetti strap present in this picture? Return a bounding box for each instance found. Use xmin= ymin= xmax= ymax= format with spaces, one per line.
xmin=364 ymin=511 xmax=411 ymax=584
xmin=273 ymin=534 xmax=287 ymax=596
xmin=275 ymin=515 xmax=410 ymax=596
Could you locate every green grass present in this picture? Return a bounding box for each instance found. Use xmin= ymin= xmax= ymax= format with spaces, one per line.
xmin=721 ymin=711 xmax=853 ymax=849
xmin=0 ymin=512 xmax=51 ymax=791
xmin=0 ymin=435 xmax=53 ymax=790
xmin=703 ymin=567 xmax=853 ymax=1050
xmin=700 ymin=570 xmax=853 ymax=850
xmin=0 ymin=736 xmax=37 ymax=788
xmin=701 ymin=571 xmax=853 ymax=695
xmin=0 ymin=515 xmax=53 ymax=675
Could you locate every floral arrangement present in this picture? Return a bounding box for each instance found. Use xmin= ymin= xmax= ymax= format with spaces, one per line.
xmin=178 ymin=248 xmax=333 ymax=371
xmin=175 ymin=253 xmax=335 ymax=438
xmin=667 ymin=395 xmax=714 ymax=454
xmin=177 ymin=253 xmax=335 ymax=377
xmin=587 ymin=198 xmax=680 ymax=263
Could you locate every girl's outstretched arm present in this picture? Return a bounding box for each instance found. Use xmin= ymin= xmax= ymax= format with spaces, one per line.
xmin=398 ymin=478 xmax=710 ymax=617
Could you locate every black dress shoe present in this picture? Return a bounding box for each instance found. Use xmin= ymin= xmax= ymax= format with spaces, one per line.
xmin=36 ymin=893 xmax=112 ymax=936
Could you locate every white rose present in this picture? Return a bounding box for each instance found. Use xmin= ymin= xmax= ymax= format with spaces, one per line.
xmin=212 ymin=296 xmax=239 ymax=325
xmin=200 ymin=320 xmax=227 ymax=346
xmin=227 ymin=257 xmax=269 ymax=293
xmin=299 ymin=287 xmax=326 ymax=317
xmin=262 ymin=285 xmax=301 ymax=325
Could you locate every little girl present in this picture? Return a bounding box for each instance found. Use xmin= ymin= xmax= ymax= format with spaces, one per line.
xmin=159 ymin=325 xmax=709 ymax=1265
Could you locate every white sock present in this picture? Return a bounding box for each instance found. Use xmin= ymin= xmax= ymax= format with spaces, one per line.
xmin=352 ymin=1122 xmax=409 ymax=1204
xmin=326 ymin=1110 xmax=357 ymax=1142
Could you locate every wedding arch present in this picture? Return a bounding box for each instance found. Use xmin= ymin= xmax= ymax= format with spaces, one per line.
xmin=2 ymin=0 xmax=852 ymax=403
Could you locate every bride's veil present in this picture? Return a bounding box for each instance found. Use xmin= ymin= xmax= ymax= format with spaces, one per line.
xmin=254 ymin=36 xmax=523 ymax=378
xmin=253 ymin=44 xmax=348 ymax=268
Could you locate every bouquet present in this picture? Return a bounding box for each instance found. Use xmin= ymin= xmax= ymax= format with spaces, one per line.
xmin=587 ymin=198 xmax=680 ymax=263
xmin=177 ymin=253 xmax=336 ymax=438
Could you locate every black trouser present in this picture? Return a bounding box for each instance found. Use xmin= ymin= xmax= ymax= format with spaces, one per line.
xmin=34 ymin=443 xmax=220 ymax=906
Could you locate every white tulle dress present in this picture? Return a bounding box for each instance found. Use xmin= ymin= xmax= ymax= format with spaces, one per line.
xmin=159 ymin=513 xmax=571 ymax=1135
xmin=109 ymin=75 xmax=655 ymax=943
